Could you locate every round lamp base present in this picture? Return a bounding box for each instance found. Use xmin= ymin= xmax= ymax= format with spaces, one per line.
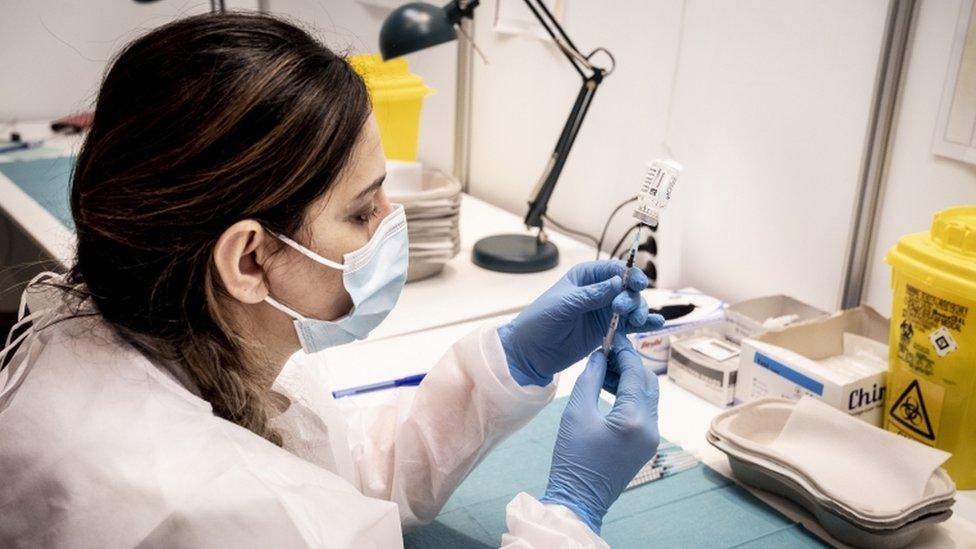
xmin=472 ymin=234 xmax=559 ymax=273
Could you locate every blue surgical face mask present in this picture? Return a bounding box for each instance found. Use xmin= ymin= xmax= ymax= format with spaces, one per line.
xmin=264 ymin=204 xmax=408 ymax=353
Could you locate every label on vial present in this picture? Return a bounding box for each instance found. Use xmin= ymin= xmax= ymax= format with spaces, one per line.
xmin=640 ymin=165 xmax=667 ymax=197
xmin=634 ymin=160 xmax=681 ymax=224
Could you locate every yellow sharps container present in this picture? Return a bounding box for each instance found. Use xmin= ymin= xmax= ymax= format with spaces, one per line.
xmin=349 ymin=54 xmax=434 ymax=162
xmin=884 ymin=206 xmax=976 ymax=488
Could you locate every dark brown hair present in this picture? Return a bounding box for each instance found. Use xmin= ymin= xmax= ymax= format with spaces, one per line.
xmin=69 ymin=12 xmax=370 ymax=443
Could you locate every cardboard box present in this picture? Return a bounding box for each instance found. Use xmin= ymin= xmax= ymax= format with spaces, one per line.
xmin=735 ymin=306 xmax=890 ymax=425
xmin=725 ymin=295 xmax=828 ymax=344
xmin=668 ymin=330 xmax=739 ymax=406
xmin=629 ymin=288 xmax=726 ymax=374
xmin=664 ymin=294 xmax=825 ymax=407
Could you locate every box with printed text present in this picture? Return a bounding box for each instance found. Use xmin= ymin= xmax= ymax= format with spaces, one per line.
xmin=734 ymin=306 xmax=890 ymax=425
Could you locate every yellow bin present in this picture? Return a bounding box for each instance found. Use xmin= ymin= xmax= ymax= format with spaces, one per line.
xmin=350 ymin=54 xmax=434 ymax=162
xmin=884 ymin=206 xmax=976 ymax=488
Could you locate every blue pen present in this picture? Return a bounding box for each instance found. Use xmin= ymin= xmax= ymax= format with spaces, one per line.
xmin=332 ymin=373 xmax=427 ymax=399
xmin=0 ymin=140 xmax=43 ymax=154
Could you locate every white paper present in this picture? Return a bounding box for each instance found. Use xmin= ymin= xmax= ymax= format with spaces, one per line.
xmin=933 ymin=0 xmax=976 ymax=165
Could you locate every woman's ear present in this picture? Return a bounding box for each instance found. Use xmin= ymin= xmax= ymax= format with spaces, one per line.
xmin=213 ymin=220 xmax=274 ymax=304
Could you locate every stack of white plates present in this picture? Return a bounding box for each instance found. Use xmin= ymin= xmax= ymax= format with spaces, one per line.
xmin=387 ymin=169 xmax=461 ymax=282
xmin=708 ymin=398 xmax=955 ymax=548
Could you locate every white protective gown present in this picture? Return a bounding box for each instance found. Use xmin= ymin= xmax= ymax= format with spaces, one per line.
xmin=0 ymin=285 xmax=608 ymax=548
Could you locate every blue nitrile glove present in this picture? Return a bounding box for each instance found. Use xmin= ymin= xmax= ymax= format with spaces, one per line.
xmin=540 ymin=333 xmax=661 ymax=534
xmin=497 ymin=260 xmax=665 ymax=387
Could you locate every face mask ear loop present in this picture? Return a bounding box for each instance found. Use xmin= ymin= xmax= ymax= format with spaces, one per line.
xmin=18 ymin=271 xmax=57 ymax=321
xmin=272 ymin=232 xmax=347 ymax=271
xmin=264 ymin=295 xmax=308 ymax=321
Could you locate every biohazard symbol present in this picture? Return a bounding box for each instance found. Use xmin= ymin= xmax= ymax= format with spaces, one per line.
xmin=899 ymin=320 xmax=913 ymax=343
xmin=889 ymin=380 xmax=935 ymax=440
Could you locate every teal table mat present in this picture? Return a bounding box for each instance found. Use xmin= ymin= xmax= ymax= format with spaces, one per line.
xmin=405 ymin=398 xmax=824 ymax=548
xmin=0 ymin=156 xmax=75 ymax=230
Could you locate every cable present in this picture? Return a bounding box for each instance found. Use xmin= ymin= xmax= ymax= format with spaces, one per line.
xmin=596 ymin=196 xmax=638 ymax=260
xmin=541 ymin=195 xmax=648 ymax=260
xmin=661 ymin=0 xmax=688 ymax=159
xmin=610 ymin=222 xmax=645 ymax=260
xmin=542 ymin=215 xmax=599 ymax=249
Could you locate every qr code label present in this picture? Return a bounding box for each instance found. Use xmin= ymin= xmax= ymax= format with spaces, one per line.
xmin=929 ymin=327 xmax=958 ymax=357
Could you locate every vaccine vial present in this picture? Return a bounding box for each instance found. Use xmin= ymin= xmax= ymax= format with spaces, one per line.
xmin=633 ymin=159 xmax=682 ymax=226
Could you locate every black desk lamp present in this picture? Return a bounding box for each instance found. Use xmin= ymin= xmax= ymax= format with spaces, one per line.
xmin=380 ymin=0 xmax=614 ymax=273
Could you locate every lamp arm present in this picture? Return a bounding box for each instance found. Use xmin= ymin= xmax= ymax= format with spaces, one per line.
xmin=439 ymin=0 xmax=611 ymax=234
xmin=518 ymin=0 xmax=610 ymax=233
xmin=523 ymin=73 xmax=602 ymax=230
xmin=520 ymin=0 xmax=607 ymax=77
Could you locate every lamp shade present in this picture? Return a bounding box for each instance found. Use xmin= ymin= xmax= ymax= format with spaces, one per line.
xmin=379 ymin=2 xmax=458 ymax=60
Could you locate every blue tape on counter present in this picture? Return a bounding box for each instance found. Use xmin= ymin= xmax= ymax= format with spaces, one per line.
xmin=0 ymin=156 xmax=75 ymax=229
xmin=753 ymin=352 xmax=824 ymax=396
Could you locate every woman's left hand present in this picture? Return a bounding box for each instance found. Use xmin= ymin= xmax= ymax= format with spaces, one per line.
xmin=497 ymin=260 xmax=665 ymax=386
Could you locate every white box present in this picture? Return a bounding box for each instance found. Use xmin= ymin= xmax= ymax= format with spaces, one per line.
xmin=735 ymin=306 xmax=890 ymax=425
xmin=668 ymin=330 xmax=740 ymax=406
xmin=664 ymin=294 xmax=823 ymax=407
xmin=725 ymin=295 xmax=828 ymax=344
xmin=629 ymin=288 xmax=726 ymax=374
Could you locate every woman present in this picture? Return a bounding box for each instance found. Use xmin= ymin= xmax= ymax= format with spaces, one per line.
xmin=0 ymin=13 xmax=663 ymax=548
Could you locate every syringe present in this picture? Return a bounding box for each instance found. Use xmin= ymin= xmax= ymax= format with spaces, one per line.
xmin=601 ymin=159 xmax=682 ymax=356
xmin=601 ymin=227 xmax=643 ymax=355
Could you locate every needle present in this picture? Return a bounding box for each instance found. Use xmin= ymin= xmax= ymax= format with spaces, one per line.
xmin=602 ymin=226 xmax=643 ymax=355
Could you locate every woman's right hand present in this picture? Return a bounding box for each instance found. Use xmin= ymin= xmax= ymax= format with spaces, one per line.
xmin=540 ymin=333 xmax=660 ymax=534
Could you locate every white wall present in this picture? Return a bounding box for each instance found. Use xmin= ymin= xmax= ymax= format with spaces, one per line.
xmin=0 ymin=0 xmax=258 ymax=121
xmin=469 ymin=0 xmax=889 ymax=311
xmin=5 ymin=0 xmax=924 ymax=314
xmin=863 ymin=0 xmax=976 ymax=317
xmin=251 ymin=1 xmax=894 ymax=308
xmin=651 ymin=0 xmax=889 ymax=311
